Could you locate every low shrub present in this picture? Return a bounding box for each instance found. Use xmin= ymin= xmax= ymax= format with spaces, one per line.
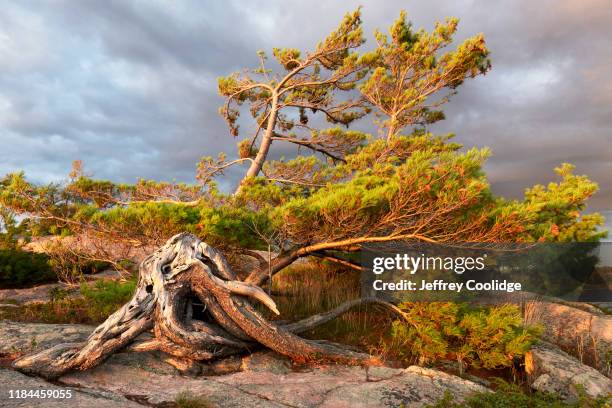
xmin=79 ymin=279 xmax=136 ymax=322
xmin=0 ymin=278 xmax=137 ymax=324
xmin=0 ymin=248 xmax=55 ymax=288
xmin=45 ymin=242 xmax=110 ymax=284
xmin=387 ymin=302 xmax=542 ymax=374
xmin=1 ymin=297 xmax=90 ymax=324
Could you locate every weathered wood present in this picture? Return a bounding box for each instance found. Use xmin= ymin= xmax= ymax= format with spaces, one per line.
xmin=14 ymin=233 xmax=393 ymax=379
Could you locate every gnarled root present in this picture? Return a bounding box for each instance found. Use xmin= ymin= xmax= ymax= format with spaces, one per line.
xmin=14 ymin=233 xmax=396 ymax=379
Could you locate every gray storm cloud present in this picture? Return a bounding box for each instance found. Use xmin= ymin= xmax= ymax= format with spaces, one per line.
xmin=0 ymin=0 xmax=610 ymax=211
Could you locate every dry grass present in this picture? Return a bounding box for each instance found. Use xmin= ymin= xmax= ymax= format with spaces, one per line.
xmin=174 ymin=391 xmax=214 ymax=408
xmin=267 ymin=261 xmax=396 ymax=352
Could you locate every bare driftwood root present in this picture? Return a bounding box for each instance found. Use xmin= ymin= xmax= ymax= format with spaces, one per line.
xmin=14 ymin=233 xmax=395 ymax=379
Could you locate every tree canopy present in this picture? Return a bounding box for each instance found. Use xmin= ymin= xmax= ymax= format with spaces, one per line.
xmin=0 ymin=9 xmax=605 ymax=283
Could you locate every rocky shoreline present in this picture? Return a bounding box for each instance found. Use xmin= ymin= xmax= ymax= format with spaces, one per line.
xmin=0 ymin=321 xmax=489 ymax=407
xmin=0 ymin=316 xmax=610 ymax=407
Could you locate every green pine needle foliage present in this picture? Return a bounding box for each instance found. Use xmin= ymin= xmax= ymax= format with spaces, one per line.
xmin=388 ymin=303 xmax=542 ymax=371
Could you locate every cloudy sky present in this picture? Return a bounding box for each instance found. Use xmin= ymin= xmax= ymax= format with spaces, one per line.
xmin=0 ymin=0 xmax=610 ymax=222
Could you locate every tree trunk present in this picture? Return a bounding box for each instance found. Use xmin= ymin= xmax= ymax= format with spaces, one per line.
xmin=14 ymin=233 xmax=395 ymax=380
xmin=234 ymin=94 xmax=279 ymax=195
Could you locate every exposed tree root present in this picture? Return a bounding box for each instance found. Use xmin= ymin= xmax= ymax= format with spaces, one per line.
xmin=14 ymin=233 xmax=399 ymax=379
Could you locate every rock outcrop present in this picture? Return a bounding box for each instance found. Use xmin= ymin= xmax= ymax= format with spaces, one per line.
xmin=526 ymin=342 xmax=612 ymax=400
xmin=57 ymin=353 xmax=489 ymax=407
xmin=524 ymin=301 xmax=612 ymax=376
xmin=0 ymin=368 xmax=142 ymax=408
xmin=0 ymin=321 xmax=92 ymax=356
xmin=0 ymin=320 xmax=488 ymax=407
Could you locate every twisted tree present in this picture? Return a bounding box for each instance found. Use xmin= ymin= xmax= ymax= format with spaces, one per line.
xmin=13 ymin=233 xmax=402 ymax=379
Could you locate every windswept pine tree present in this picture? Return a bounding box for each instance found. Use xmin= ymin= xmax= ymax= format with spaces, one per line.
xmin=0 ymin=9 xmax=606 ymax=378
xmin=0 ymin=9 xmax=603 ymax=280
